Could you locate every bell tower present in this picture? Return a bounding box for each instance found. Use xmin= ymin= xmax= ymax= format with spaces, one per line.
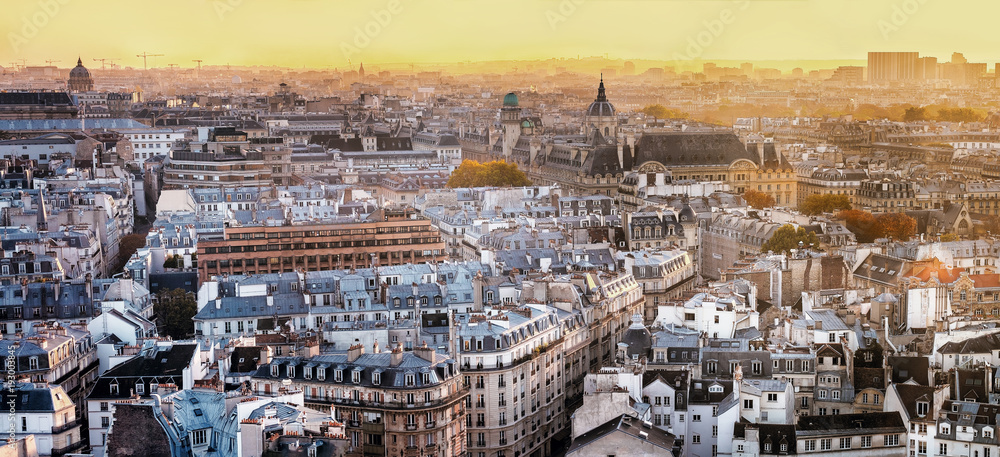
xmin=500 ymin=92 xmax=521 ymax=159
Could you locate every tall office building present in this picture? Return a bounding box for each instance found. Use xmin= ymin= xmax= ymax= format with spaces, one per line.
xmin=867 ymin=52 xmax=919 ymax=83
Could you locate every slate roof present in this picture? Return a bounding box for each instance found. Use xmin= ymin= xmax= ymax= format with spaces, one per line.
xmin=567 ymin=414 xmax=675 ymax=455
xmin=733 ymin=422 xmax=797 ymax=455
xmin=796 ymin=411 xmax=905 ymax=433
xmin=633 ymin=132 xmax=761 ymax=168
xmin=939 ymin=332 xmax=1000 ymax=354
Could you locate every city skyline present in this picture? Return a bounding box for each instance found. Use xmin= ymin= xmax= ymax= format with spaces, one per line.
xmin=4 ymin=0 xmax=997 ymax=70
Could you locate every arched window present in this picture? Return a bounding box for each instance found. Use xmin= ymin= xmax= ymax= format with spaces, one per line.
xmin=604 ymin=127 xmax=610 ymax=136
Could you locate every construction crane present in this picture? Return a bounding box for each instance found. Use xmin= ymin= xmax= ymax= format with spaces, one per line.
xmin=167 ymin=64 xmax=178 ymax=70
xmin=45 ymin=59 xmax=60 ymax=65
xmin=192 ymin=59 xmax=203 ymax=71
xmin=136 ymin=52 xmax=164 ymax=70
xmin=93 ymin=58 xmax=120 ymax=70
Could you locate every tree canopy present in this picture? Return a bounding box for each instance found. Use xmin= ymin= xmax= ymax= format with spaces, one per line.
xmin=760 ymin=225 xmax=820 ymax=255
xmin=640 ymin=104 xmax=689 ymax=119
xmin=743 ymin=189 xmax=775 ymax=210
xmin=837 ymin=210 xmax=917 ymax=243
xmin=877 ymin=212 xmax=917 ymax=241
xmin=447 ymin=160 xmax=532 ymax=188
xmin=799 ymin=194 xmax=852 ymax=216
xmin=154 ymin=288 xmax=197 ymax=339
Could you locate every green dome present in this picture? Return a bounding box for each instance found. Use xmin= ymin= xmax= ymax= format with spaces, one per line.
xmin=503 ymin=92 xmax=519 ymax=107
xmin=521 ymin=119 xmax=533 ymax=128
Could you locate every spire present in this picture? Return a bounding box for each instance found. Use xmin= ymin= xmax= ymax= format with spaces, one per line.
xmin=596 ymin=75 xmax=607 ymax=102
xmin=77 ymin=57 xmax=83 ymax=67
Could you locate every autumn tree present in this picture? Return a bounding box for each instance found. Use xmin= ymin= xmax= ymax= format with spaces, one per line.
xmin=982 ymin=215 xmax=1000 ymax=235
xmin=877 ymin=212 xmax=917 ymax=241
xmin=760 ymin=225 xmax=820 ymax=255
xmin=937 ymin=107 xmax=985 ymax=123
xmin=447 ymin=160 xmax=532 ymax=188
xmin=838 ymin=209 xmax=882 ymax=243
xmin=903 ymin=107 xmax=928 ymax=122
xmin=154 ymin=288 xmax=197 ymax=339
xmin=799 ymin=194 xmax=852 ymax=216
xmin=743 ymin=189 xmax=775 ymax=210
xmin=641 ymin=104 xmax=689 ymax=120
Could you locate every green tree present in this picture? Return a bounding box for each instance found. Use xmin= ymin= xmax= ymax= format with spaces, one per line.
xmin=163 ymin=254 xmax=182 ymax=269
xmin=447 ymin=160 xmax=531 ymax=188
xmin=743 ymin=189 xmax=775 ymax=210
xmin=761 ymin=225 xmax=820 ymax=255
xmin=903 ymin=107 xmax=928 ymax=122
xmin=116 ymin=234 xmax=147 ymax=271
xmin=641 ymin=104 xmax=689 ymax=120
xmin=799 ymin=194 xmax=852 ymax=216
xmin=154 ymin=288 xmax=197 ymax=339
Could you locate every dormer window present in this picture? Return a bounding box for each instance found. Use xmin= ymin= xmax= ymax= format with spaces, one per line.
xmin=352 ymin=370 xmax=361 ymax=384
xmin=317 ymin=368 xmax=326 ymax=381
xmin=422 ymin=372 xmax=430 ymax=384
xmin=271 ymin=364 xmax=279 ymax=377
xmin=373 ymin=372 xmax=381 ymax=385
xmin=110 ymin=381 xmax=119 ymax=395
xmin=335 ymin=370 xmax=343 ymax=382
xmin=303 ymin=367 xmax=311 ymax=380
xmin=405 ymin=374 xmax=415 ymax=387
xmin=916 ymin=401 xmax=929 ymax=416
xmin=135 ymin=383 xmax=144 ymax=395
xmin=287 ymin=366 xmax=295 ymax=378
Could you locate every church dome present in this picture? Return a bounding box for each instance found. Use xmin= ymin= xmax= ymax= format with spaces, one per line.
xmin=586 ymin=77 xmax=616 ymax=117
xmin=69 ymin=58 xmax=90 ymax=79
xmin=620 ymin=314 xmax=652 ymax=359
xmin=68 ymin=57 xmax=94 ymax=92
xmin=503 ymin=92 xmax=519 ymax=107
xmin=521 ymin=119 xmax=534 ymax=128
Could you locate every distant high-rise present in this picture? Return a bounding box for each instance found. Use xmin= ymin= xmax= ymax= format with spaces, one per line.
xmin=623 ymin=61 xmax=635 ymax=75
xmin=867 ymin=52 xmax=919 ymax=83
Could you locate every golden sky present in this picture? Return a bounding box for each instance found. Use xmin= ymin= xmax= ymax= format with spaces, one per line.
xmin=2 ymin=0 xmax=994 ymax=69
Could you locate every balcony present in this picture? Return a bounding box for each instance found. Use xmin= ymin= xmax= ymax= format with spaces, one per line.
xmin=51 ymin=440 xmax=86 ymax=457
xmin=425 ymin=421 xmax=436 ymax=429
xmin=51 ymin=419 xmax=79 ymax=434
xmin=347 ymin=420 xmax=361 ymax=428
xmin=405 ymin=423 xmax=418 ymax=431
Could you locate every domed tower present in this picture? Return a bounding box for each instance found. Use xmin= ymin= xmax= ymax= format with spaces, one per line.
xmin=500 ymin=92 xmax=521 ymax=159
xmin=620 ymin=313 xmax=652 ymax=361
xmin=586 ymin=76 xmax=617 ymax=140
xmin=67 ymin=57 xmax=94 ymax=92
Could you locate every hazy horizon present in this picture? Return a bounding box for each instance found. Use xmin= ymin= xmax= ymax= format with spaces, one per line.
xmin=3 ymin=0 xmax=995 ymax=71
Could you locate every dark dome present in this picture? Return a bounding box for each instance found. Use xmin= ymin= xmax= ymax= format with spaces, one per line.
xmin=620 ymin=314 xmax=652 ymax=358
xmin=586 ymin=77 xmax=616 ymax=117
xmin=70 ymin=58 xmax=90 ymax=79
xmin=587 ymin=100 xmax=616 ymax=117
xmin=679 ymin=203 xmax=696 ymax=222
